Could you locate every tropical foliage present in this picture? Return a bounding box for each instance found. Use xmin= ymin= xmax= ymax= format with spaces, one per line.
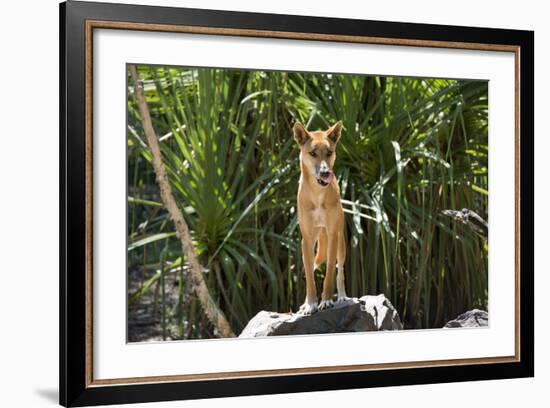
xmin=127 ymin=65 xmax=488 ymax=340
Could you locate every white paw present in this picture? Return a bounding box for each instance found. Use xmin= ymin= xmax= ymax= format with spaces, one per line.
xmin=335 ymin=295 xmax=352 ymax=305
xmin=298 ymin=301 xmax=318 ymax=315
xmin=318 ymin=299 xmax=334 ymax=310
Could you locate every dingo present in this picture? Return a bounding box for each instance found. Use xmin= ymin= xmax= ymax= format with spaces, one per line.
xmin=293 ymin=121 xmax=349 ymax=315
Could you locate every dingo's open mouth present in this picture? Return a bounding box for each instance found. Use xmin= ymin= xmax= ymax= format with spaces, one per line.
xmin=317 ymin=178 xmax=329 ymax=187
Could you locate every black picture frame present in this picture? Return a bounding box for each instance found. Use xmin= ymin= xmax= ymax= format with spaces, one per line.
xmin=60 ymin=1 xmax=534 ymax=406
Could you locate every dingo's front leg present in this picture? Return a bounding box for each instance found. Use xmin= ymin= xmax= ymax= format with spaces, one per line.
xmin=298 ymin=235 xmax=318 ymax=315
xmin=319 ymin=232 xmax=337 ymax=310
xmin=335 ymin=231 xmax=350 ymax=304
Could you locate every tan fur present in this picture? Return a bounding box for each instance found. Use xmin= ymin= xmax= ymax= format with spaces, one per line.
xmin=293 ymin=121 xmax=349 ymax=314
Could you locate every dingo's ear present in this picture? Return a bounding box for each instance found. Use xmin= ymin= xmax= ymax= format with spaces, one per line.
xmin=293 ymin=121 xmax=310 ymax=145
xmin=327 ymin=121 xmax=342 ymax=144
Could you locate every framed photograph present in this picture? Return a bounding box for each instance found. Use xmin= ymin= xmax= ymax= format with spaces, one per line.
xmin=60 ymin=1 xmax=534 ymax=406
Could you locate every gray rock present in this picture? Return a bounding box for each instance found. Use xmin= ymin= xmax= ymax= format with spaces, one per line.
xmin=239 ymin=294 xmax=402 ymax=338
xmin=444 ymin=309 xmax=488 ymax=328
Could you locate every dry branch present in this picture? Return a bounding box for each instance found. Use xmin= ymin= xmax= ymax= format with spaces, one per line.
xmin=129 ymin=65 xmax=235 ymax=338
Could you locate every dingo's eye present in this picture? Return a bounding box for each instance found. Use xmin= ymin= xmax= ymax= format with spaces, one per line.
xmin=326 ymin=150 xmax=333 ymax=157
xmin=309 ymin=151 xmax=317 ymax=157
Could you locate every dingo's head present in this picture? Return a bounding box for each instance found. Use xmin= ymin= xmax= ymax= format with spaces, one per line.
xmin=293 ymin=121 xmax=342 ymax=187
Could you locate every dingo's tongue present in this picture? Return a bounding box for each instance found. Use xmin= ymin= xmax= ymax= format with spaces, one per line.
xmin=322 ymin=171 xmax=334 ymax=184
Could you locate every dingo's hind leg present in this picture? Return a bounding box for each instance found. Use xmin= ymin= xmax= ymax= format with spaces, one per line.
xmin=314 ymin=228 xmax=327 ymax=270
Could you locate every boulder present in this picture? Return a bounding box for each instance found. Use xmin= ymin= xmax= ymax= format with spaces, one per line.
xmin=444 ymin=309 xmax=488 ymax=328
xmin=239 ymin=294 xmax=402 ymax=338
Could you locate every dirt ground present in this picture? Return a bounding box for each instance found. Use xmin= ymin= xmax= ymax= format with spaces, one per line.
xmin=127 ymin=267 xmax=190 ymax=342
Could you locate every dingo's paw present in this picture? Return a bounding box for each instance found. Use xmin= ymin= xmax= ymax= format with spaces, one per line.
xmin=318 ymin=299 xmax=334 ymax=310
xmin=298 ymin=301 xmax=318 ymax=315
xmin=335 ymin=295 xmax=352 ymax=305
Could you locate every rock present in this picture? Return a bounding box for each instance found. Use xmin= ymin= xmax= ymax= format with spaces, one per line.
xmin=239 ymin=294 xmax=402 ymax=338
xmin=444 ymin=309 xmax=488 ymax=328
